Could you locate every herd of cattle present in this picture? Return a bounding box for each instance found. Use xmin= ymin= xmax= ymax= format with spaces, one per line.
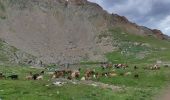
xmin=0 ymin=63 xmax=162 ymax=81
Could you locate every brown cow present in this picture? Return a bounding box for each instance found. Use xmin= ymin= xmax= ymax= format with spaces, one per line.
xmin=71 ymin=70 xmax=80 ymax=79
xmin=84 ymin=69 xmax=95 ymax=80
xmin=52 ymin=71 xmax=64 ymax=79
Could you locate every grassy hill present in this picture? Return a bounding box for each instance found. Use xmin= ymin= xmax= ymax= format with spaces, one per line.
xmin=104 ymin=28 xmax=170 ymax=64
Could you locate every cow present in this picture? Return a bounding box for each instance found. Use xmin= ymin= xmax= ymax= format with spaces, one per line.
xmin=0 ymin=73 xmax=6 ymax=79
xmin=33 ymin=74 xmax=40 ymax=80
xmin=150 ymin=64 xmax=160 ymax=70
xmin=134 ymin=74 xmax=139 ymax=78
xmin=108 ymin=71 xmax=117 ymax=77
xmin=52 ymin=71 xmax=64 ymax=79
xmin=7 ymin=75 xmax=18 ymax=80
xmin=71 ymin=70 xmax=80 ymax=79
xmin=134 ymin=66 xmax=138 ymax=70
xmin=84 ymin=69 xmax=95 ymax=80
xmin=101 ymin=62 xmax=107 ymax=70
xmin=36 ymin=75 xmax=43 ymax=80
xmin=115 ymin=64 xmax=128 ymax=69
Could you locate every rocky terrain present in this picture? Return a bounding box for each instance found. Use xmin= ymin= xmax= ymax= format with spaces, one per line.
xmin=0 ymin=38 xmax=42 ymax=66
xmin=0 ymin=0 xmax=169 ymax=65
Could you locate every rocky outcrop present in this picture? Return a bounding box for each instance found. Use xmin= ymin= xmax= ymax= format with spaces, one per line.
xmin=152 ymin=29 xmax=165 ymax=40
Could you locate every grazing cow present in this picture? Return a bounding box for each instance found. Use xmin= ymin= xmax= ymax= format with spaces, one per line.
xmin=71 ymin=70 xmax=80 ymax=79
xmin=134 ymin=74 xmax=139 ymax=78
xmin=40 ymin=71 xmax=45 ymax=74
xmin=115 ymin=64 xmax=128 ymax=69
xmin=164 ymin=65 xmax=169 ymax=68
xmin=106 ymin=63 xmax=113 ymax=69
xmin=64 ymin=69 xmax=72 ymax=75
xmin=95 ymin=72 xmax=101 ymax=79
xmin=27 ymin=71 xmax=45 ymax=80
xmin=134 ymin=66 xmax=138 ymax=70
xmin=67 ymin=76 xmax=72 ymax=80
xmin=36 ymin=75 xmax=43 ymax=80
xmin=108 ymin=70 xmax=117 ymax=77
xmin=102 ymin=72 xmax=109 ymax=77
xmin=84 ymin=69 xmax=95 ymax=80
xmin=7 ymin=75 xmax=18 ymax=80
xmin=122 ymin=64 xmax=128 ymax=69
xmin=52 ymin=70 xmax=65 ymax=79
xmin=150 ymin=64 xmax=160 ymax=70
xmin=0 ymin=73 xmax=6 ymax=79
xmin=109 ymin=73 xmax=117 ymax=77
xmin=75 ymin=72 xmax=80 ymax=78
xmin=33 ymin=74 xmax=40 ymax=80
xmin=101 ymin=62 xmax=107 ymax=70
xmin=115 ymin=64 xmax=122 ymax=68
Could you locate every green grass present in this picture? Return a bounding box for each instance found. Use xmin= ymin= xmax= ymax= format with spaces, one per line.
xmin=0 ymin=64 xmax=170 ymax=100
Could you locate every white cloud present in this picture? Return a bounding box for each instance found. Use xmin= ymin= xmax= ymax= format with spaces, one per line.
xmin=158 ymin=15 xmax=170 ymax=35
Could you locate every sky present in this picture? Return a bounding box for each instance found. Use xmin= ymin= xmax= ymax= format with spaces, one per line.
xmin=87 ymin=0 xmax=170 ymax=36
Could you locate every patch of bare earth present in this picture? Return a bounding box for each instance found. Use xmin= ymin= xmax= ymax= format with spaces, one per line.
xmin=154 ymin=87 xmax=170 ymax=100
xmin=52 ymin=78 xmax=121 ymax=92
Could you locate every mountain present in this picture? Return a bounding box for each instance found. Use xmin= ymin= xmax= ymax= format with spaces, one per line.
xmin=0 ymin=0 xmax=169 ymax=65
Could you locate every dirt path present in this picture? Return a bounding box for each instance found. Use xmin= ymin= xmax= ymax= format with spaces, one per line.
xmin=154 ymin=87 xmax=170 ymax=100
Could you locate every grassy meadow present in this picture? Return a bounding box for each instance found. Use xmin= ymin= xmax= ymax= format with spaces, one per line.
xmin=0 ymin=64 xmax=170 ymax=100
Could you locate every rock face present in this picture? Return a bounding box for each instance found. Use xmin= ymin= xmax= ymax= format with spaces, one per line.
xmin=0 ymin=0 xmax=169 ymax=64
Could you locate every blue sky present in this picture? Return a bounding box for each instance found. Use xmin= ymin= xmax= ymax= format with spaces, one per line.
xmin=88 ymin=0 xmax=170 ymax=35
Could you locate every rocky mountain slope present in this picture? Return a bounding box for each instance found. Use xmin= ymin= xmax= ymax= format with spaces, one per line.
xmin=0 ymin=38 xmax=42 ymax=66
xmin=0 ymin=0 xmax=169 ymax=65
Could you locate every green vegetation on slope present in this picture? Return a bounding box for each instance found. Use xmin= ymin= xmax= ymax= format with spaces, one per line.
xmin=103 ymin=28 xmax=170 ymax=64
xmin=0 ymin=1 xmax=6 ymax=19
